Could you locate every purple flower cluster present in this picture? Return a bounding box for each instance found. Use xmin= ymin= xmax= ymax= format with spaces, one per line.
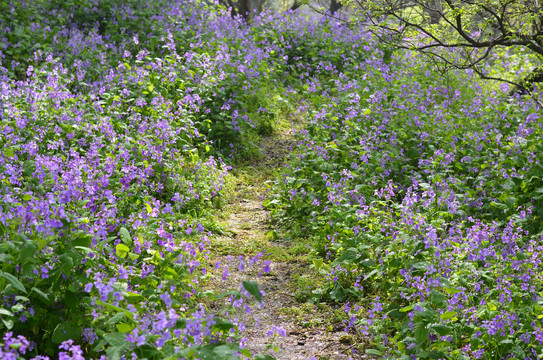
xmin=265 ymin=15 xmax=543 ymax=358
xmin=1 ymin=1 xmax=381 ymax=357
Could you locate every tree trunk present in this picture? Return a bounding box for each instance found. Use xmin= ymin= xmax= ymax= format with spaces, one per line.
xmin=291 ymin=0 xmax=301 ymax=11
xmin=238 ymin=0 xmax=250 ymax=20
xmin=424 ymin=0 xmax=442 ymax=24
xmin=330 ymin=0 xmax=342 ymax=15
xmin=254 ymin=0 xmax=263 ymax=14
xmin=509 ymin=66 xmax=543 ymax=96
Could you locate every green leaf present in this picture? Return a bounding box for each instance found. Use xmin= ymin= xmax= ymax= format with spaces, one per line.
xmin=443 ymin=286 xmax=462 ymax=295
xmin=116 ymin=323 xmax=134 ymax=333
xmin=329 ymin=286 xmax=346 ymax=302
xmin=313 ymin=258 xmax=323 ymax=271
xmin=22 ymin=194 xmax=32 ymax=201
xmin=60 ymin=255 xmax=74 ymax=276
xmin=20 ymin=243 xmax=37 ymax=263
xmin=119 ymin=227 xmax=132 ymax=245
xmin=431 ymin=324 xmax=452 ymax=336
xmin=2 ymin=319 xmax=14 ymax=329
xmin=0 ymin=272 xmax=27 ymax=293
xmin=52 ymin=323 xmax=82 ymax=343
xmin=242 ymin=280 xmax=262 ymax=303
xmin=0 ymin=254 xmax=12 ymax=263
xmin=104 ymin=332 xmax=126 ymax=347
xmin=366 ymin=349 xmax=383 ymax=355
xmin=107 ymin=312 xmax=126 ymax=326
xmin=212 ymin=318 xmax=235 ymax=333
xmin=96 ymin=301 xmax=134 ymax=320
xmin=126 ymin=292 xmax=143 ymax=304
xmin=0 ymin=308 xmax=12 ymax=316
xmin=30 ymin=287 xmax=50 ymax=302
xmin=210 ymin=290 xmax=241 ymax=300
xmin=72 ymin=234 xmax=92 ymax=247
xmin=254 ymin=355 xmax=277 ymax=360
xmin=428 ymin=350 xmax=447 ymax=359
xmin=212 ymin=344 xmax=241 ymax=358
xmin=116 ymin=243 xmax=130 ymax=258
xmin=429 ymin=290 xmax=446 ymax=307
xmin=440 ymin=311 xmax=457 ymax=320
xmin=337 ymin=248 xmax=358 ymax=262
xmin=11 ymin=303 xmax=24 ymax=313
xmin=415 ymin=326 xmax=429 ymax=343
xmin=106 ymin=345 xmax=126 ymax=360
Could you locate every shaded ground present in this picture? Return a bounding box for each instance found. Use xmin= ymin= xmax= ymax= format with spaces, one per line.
xmin=203 ymin=128 xmax=366 ymax=359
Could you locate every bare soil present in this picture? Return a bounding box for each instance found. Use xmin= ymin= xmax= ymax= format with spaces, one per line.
xmin=204 ymin=128 xmax=366 ymax=360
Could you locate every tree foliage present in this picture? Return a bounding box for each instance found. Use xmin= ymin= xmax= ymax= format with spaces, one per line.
xmin=344 ymin=0 xmax=543 ymax=95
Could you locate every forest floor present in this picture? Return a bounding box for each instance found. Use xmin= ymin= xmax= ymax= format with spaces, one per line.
xmin=203 ymin=125 xmax=367 ymax=360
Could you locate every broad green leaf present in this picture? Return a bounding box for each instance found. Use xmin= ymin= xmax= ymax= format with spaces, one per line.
xmin=0 ymin=308 xmax=12 ymax=316
xmin=73 ymin=234 xmax=92 ymax=247
xmin=0 ymin=272 xmax=26 ymax=293
xmin=366 ymin=349 xmax=383 ymax=355
xmin=38 ymin=237 xmax=48 ymax=251
xmin=242 ymin=280 xmax=262 ymax=303
xmin=116 ymin=323 xmax=134 ymax=333
xmin=107 ymin=312 xmax=126 ymax=326
xmin=440 ymin=311 xmax=457 ymax=320
xmin=126 ymin=292 xmax=143 ymax=304
xmin=104 ymin=332 xmax=127 ymax=347
xmin=428 ymin=350 xmax=447 ymax=359
xmin=329 ymin=286 xmax=346 ymax=302
xmin=254 ymin=355 xmax=276 ymax=360
xmin=96 ymin=300 xmax=134 ymax=320
xmin=52 ymin=323 xmax=82 ymax=343
xmin=432 ymin=324 xmax=452 ymax=336
xmin=119 ymin=227 xmax=132 ymax=245
xmin=337 ymin=248 xmax=358 ymax=262
xmin=212 ymin=344 xmax=241 ymax=358
xmin=20 ymin=244 xmax=37 ymax=263
xmin=2 ymin=319 xmax=14 ymax=329
xmin=443 ymin=287 xmax=462 ymax=295
xmin=415 ymin=326 xmax=429 ymax=343
xmin=145 ymin=203 xmax=153 ymax=214
xmin=30 ymin=287 xmax=50 ymax=302
xmin=212 ymin=318 xmax=235 ymax=333
xmin=430 ymin=290 xmax=446 ymax=307
xmin=116 ymin=243 xmax=130 ymax=258
xmin=106 ymin=345 xmax=126 ymax=360
xmin=60 ymin=255 xmax=74 ymax=276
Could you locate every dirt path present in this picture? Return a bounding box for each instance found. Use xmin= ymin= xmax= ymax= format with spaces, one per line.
xmin=204 ymin=129 xmax=362 ymax=360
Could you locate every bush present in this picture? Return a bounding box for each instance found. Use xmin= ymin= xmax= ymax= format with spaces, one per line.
xmin=266 ymin=35 xmax=543 ymax=359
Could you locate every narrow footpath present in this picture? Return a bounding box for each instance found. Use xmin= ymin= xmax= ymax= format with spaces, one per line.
xmin=204 ymin=127 xmax=362 ymax=360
